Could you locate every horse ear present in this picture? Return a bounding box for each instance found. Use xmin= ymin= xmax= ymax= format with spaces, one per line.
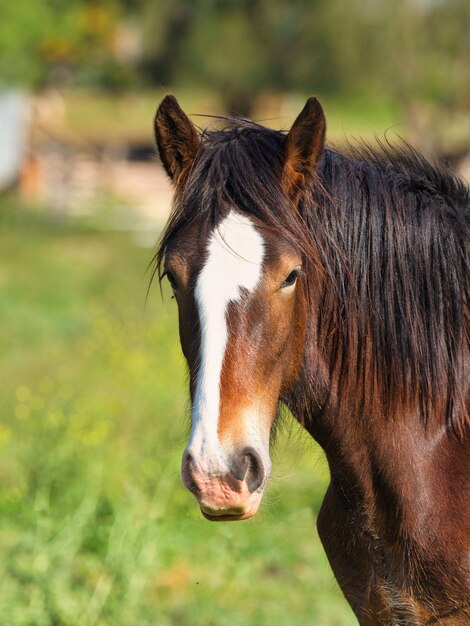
xmin=154 ymin=94 xmax=200 ymax=185
xmin=283 ymin=96 xmax=326 ymax=198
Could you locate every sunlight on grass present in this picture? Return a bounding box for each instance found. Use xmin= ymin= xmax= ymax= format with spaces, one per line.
xmin=59 ymin=88 xmax=400 ymax=148
xmin=0 ymin=201 xmax=356 ymax=626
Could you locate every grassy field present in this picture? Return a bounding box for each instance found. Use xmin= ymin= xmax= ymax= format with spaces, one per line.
xmin=0 ymin=200 xmax=356 ymax=626
xmin=51 ymin=88 xmax=400 ymax=147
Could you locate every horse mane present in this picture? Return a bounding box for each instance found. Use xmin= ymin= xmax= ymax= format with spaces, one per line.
xmin=154 ymin=118 xmax=470 ymax=437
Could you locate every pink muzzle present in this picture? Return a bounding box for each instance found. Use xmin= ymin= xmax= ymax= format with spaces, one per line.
xmin=181 ymin=450 xmax=265 ymax=521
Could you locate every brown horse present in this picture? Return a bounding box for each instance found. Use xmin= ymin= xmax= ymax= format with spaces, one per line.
xmin=153 ymin=95 xmax=470 ymax=625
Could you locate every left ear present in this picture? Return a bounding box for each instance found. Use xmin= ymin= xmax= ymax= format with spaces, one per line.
xmin=283 ymin=96 xmax=326 ymax=198
xmin=154 ymin=94 xmax=200 ymax=185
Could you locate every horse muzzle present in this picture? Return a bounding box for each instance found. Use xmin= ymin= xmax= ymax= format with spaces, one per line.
xmin=181 ymin=447 xmax=268 ymax=521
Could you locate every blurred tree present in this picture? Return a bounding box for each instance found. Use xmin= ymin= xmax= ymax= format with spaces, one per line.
xmin=0 ymin=0 xmax=58 ymax=87
xmin=174 ymin=0 xmax=268 ymax=115
xmin=0 ymin=0 xmax=123 ymax=89
xmin=137 ymin=0 xmax=469 ymax=114
xmin=140 ymin=0 xmax=193 ymax=87
xmin=1 ymin=0 xmax=468 ymax=123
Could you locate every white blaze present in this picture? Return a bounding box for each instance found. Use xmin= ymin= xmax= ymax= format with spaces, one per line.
xmin=187 ymin=211 xmax=265 ymax=474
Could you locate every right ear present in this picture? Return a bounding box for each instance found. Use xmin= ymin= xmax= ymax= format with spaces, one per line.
xmin=154 ymin=94 xmax=200 ymax=185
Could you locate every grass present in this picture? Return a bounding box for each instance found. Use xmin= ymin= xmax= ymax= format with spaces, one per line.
xmin=53 ymin=88 xmax=401 ymax=147
xmin=0 ymin=199 xmax=357 ymax=626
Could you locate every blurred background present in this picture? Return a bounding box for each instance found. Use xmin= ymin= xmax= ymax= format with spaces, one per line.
xmin=0 ymin=1 xmax=469 ymax=624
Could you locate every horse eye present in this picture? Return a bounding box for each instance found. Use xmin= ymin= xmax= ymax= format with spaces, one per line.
xmin=281 ymin=268 xmax=300 ymax=288
xmin=165 ymin=271 xmax=177 ymax=292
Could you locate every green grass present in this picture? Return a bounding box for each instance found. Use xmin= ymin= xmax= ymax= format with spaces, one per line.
xmin=0 ymin=200 xmax=356 ymax=626
xmin=57 ymin=88 xmax=401 ymax=147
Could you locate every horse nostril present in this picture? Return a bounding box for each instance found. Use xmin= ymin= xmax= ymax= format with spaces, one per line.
xmin=241 ymin=446 xmax=265 ymax=493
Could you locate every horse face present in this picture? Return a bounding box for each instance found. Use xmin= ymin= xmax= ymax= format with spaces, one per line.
xmin=155 ymin=94 xmax=325 ymax=521
xmin=164 ymin=212 xmax=306 ymax=520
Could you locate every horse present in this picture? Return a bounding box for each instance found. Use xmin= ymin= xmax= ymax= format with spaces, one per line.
xmin=153 ymin=94 xmax=470 ymax=625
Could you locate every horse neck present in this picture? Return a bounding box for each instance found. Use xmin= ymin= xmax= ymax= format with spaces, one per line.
xmin=289 ymin=312 xmax=470 ymax=546
xmin=287 ymin=150 xmax=470 ymax=540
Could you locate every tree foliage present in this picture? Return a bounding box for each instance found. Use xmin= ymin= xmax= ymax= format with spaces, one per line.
xmin=0 ymin=0 xmax=121 ymax=88
xmin=1 ymin=0 xmax=469 ymax=114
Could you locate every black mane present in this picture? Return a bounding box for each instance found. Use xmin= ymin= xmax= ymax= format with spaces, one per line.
xmin=155 ymin=119 xmax=470 ymax=436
